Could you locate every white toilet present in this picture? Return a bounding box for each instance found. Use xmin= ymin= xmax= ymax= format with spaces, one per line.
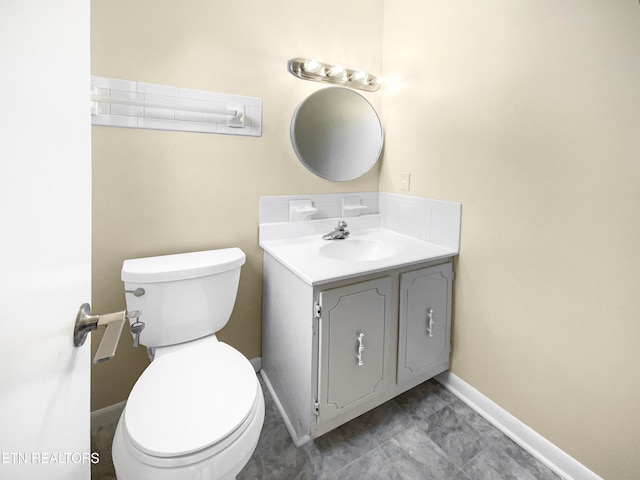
xmin=112 ymin=248 xmax=264 ymax=480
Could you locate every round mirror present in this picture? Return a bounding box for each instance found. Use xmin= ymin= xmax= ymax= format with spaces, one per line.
xmin=290 ymin=87 xmax=383 ymax=181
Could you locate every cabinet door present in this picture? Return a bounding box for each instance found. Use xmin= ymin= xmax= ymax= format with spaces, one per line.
xmin=398 ymin=263 xmax=453 ymax=384
xmin=317 ymin=277 xmax=392 ymax=423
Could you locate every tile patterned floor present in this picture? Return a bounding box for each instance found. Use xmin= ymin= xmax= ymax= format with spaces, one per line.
xmin=92 ymin=376 xmax=562 ymax=480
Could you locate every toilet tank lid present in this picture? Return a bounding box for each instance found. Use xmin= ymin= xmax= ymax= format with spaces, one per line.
xmin=121 ymin=248 xmax=245 ymax=283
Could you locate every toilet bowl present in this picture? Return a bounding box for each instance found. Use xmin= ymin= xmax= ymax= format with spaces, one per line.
xmin=112 ymin=248 xmax=264 ymax=480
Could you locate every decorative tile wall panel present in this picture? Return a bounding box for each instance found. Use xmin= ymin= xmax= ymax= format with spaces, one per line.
xmin=91 ymin=75 xmax=262 ymax=137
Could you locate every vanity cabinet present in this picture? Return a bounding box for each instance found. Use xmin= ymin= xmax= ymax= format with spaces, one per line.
xmin=261 ymin=253 xmax=453 ymax=445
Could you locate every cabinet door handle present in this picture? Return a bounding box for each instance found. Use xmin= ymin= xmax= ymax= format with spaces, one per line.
xmin=426 ymin=308 xmax=434 ymax=337
xmin=356 ymin=332 xmax=365 ymax=366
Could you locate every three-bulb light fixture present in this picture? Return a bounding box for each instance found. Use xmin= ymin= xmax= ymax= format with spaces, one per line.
xmin=287 ymin=58 xmax=379 ymax=92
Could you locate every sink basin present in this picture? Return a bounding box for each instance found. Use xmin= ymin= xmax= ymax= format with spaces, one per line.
xmin=318 ymin=239 xmax=397 ymax=262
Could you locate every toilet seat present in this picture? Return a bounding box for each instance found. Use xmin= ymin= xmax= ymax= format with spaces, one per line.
xmin=122 ymin=337 xmax=258 ymax=465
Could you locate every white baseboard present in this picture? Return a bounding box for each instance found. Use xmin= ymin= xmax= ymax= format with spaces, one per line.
xmin=435 ymin=371 xmax=602 ymax=480
xmin=91 ymin=401 xmax=125 ymax=425
xmin=259 ymin=370 xmax=311 ymax=447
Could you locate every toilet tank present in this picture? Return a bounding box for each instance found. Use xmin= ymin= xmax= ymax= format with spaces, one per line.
xmin=121 ymin=248 xmax=245 ymax=348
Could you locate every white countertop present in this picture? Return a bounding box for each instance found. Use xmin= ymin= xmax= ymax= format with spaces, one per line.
xmin=259 ymin=216 xmax=458 ymax=285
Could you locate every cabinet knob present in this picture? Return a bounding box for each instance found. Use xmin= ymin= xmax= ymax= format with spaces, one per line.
xmin=356 ymin=332 xmax=365 ymax=366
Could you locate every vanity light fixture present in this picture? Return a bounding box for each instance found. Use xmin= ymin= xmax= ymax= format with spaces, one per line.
xmin=287 ymin=58 xmax=379 ymax=92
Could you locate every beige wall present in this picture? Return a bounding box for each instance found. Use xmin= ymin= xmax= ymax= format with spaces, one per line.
xmin=381 ymin=1 xmax=640 ymax=479
xmin=90 ymin=0 xmax=384 ymax=410
xmin=92 ymin=1 xmax=639 ymax=477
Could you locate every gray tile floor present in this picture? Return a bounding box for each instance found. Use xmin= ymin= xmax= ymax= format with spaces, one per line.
xmin=92 ymin=376 xmax=562 ymax=480
xmin=239 ymin=376 xmax=562 ymax=480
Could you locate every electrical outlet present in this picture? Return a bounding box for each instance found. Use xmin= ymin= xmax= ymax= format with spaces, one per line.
xmin=400 ymin=172 xmax=411 ymax=191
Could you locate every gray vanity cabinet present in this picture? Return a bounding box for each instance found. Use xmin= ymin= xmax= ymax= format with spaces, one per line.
xmin=261 ymin=252 xmax=454 ymax=445
xmin=316 ymin=277 xmax=394 ymax=424
xmin=397 ymin=263 xmax=453 ymax=384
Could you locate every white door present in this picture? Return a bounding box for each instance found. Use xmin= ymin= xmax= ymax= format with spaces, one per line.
xmin=0 ymin=1 xmax=92 ymax=479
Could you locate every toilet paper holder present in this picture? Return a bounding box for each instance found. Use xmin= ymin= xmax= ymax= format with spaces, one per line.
xmin=73 ymin=303 xmax=142 ymax=364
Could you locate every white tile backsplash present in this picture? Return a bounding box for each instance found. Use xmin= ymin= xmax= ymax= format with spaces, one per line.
xmin=91 ymin=75 xmax=262 ymax=137
xmin=259 ymin=192 xmax=461 ymax=252
xmin=398 ymin=202 xmax=415 ymax=236
xmin=260 ymin=193 xmax=380 ymax=224
xmin=430 ymin=202 xmax=452 ymax=247
xmin=379 ymin=193 xmax=462 ymax=251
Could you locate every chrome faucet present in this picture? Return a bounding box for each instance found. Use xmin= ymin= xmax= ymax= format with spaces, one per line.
xmin=322 ymin=220 xmax=350 ymax=240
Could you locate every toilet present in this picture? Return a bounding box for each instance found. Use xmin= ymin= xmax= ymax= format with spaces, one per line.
xmin=112 ymin=248 xmax=264 ymax=480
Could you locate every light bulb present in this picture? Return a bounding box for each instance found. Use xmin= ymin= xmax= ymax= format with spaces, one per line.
xmin=351 ymin=70 xmax=368 ymax=83
xmin=302 ymin=59 xmax=321 ymax=73
xmin=328 ymin=65 xmax=346 ymax=78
